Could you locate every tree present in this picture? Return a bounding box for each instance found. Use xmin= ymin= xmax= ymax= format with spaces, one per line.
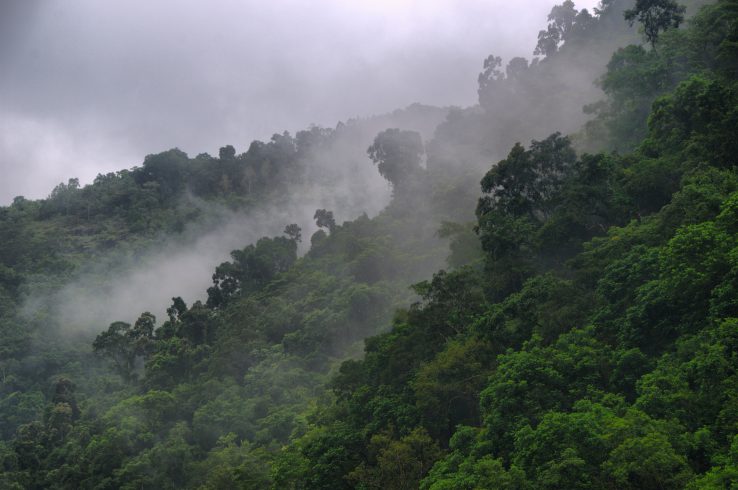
xmin=477 ymin=133 xmax=576 ymax=222
xmin=535 ymin=1 xmax=579 ymax=57
xmin=218 ymin=145 xmax=236 ymax=160
xmin=478 ymin=54 xmax=504 ymax=98
xmin=535 ymin=24 xmax=562 ymax=58
xmin=624 ymin=0 xmax=686 ymax=48
xmin=284 ymin=223 xmax=302 ymax=242
xmin=135 ymin=148 xmax=189 ymax=200
xmin=604 ymin=433 xmax=693 ymax=489
xmin=314 ymin=209 xmax=336 ymax=233
xmin=478 ymin=54 xmax=531 ymax=112
xmin=50 ymin=378 xmax=79 ymax=421
xmin=348 ymin=428 xmax=442 ymax=490
xmin=206 ymin=236 xmax=298 ymax=307
xmin=505 ymin=57 xmax=529 ymax=81
xmin=92 ymin=313 xmax=155 ymax=381
xmin=166 ymin=297 xmax=187 ymax=323
xmin=92 ymin=322 xmax=138 ymax=381
xmin=367 ymin=129 xmax=424 ymax=190
xmin=548 ymin=1 xmax=578 ymax=37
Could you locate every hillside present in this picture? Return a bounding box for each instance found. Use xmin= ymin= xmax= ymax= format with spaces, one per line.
xmin=2 ymin=0 xmax=737 ymax=488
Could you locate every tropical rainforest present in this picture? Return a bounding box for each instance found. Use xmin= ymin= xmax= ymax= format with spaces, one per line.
xmin=1 ymin=0 xmax=738 ymax=488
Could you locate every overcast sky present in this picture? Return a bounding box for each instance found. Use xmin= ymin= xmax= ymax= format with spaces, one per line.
xmin=0 ymin=0 xmax=600 ymax=204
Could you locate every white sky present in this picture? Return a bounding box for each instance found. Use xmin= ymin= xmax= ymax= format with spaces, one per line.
xmin=0 ymin=0 xmax=601 ymax=204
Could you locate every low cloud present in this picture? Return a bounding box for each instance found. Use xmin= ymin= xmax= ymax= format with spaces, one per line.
xmin=0 ymin=0 xmax=599 ymax=203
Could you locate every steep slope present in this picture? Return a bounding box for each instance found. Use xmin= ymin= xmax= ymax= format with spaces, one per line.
xmin=2 ymin=0 xmax=735 ymax=488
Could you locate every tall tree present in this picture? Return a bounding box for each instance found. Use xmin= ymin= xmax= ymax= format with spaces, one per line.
xmin=624 ymin=0 xmax=686 ymax=47
xmin=314 ymin=209 xmax=336 ymax=233
xmin=367 ymin=129 xmax=424 ymax=191
xmin=535 ymin=1 xmax=579 ymax=57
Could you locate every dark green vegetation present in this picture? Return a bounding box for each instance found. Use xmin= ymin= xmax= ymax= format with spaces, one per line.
xmin=1 ymin=0 xmax=737 ymax=488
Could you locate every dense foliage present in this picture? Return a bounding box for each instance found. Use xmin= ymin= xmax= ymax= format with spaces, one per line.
xmin=1 ymin=0 xmax=737 ymax=488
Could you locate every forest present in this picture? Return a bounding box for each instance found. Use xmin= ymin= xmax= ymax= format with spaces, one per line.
xmin=1 ymin=0 xmax=737 ymax=488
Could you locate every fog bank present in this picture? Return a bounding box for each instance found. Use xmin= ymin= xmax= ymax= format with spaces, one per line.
xmin=0 ymin=0 xmax=599 ymax=204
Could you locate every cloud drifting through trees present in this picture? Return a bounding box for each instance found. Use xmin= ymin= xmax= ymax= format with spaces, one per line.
xmin=0 ymin=0 xmax=599 ymax=204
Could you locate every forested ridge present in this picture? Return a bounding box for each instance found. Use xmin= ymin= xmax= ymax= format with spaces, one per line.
xmin=1 ymin=0 xmax=737 ymax=488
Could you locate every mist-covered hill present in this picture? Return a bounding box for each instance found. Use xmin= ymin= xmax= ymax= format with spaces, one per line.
xmin=2 ymin=0 xmax=738 ymax=488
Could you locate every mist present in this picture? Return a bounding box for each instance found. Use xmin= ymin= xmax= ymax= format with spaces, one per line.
xmin=7 ymin=0 xmax=611 ymax=335
xmin=42 ymin=204 xmax=319 ymax=331
xmin=0 ymin=0 xmax=599 ymax=205
xmin=28 ymin=105 xmax=448 ymax=332
xmin=7 ymin=0 xmax=615 ymax=335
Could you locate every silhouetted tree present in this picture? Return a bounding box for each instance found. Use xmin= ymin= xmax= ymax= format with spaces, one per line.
xmin=166 ymin=297 xmax=187 ymax=323
xmin=284 ymin=223 xmax=302 ymax=242
xmin=535 ymin=1 xmax=578 ymax=57
xmin=367 ymin=129 xmax=424 ymax=191
xmin=219 ymin=145 xmax=236 ymax=160
xmin=314 ymin=209 xmax=336 ymax=232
